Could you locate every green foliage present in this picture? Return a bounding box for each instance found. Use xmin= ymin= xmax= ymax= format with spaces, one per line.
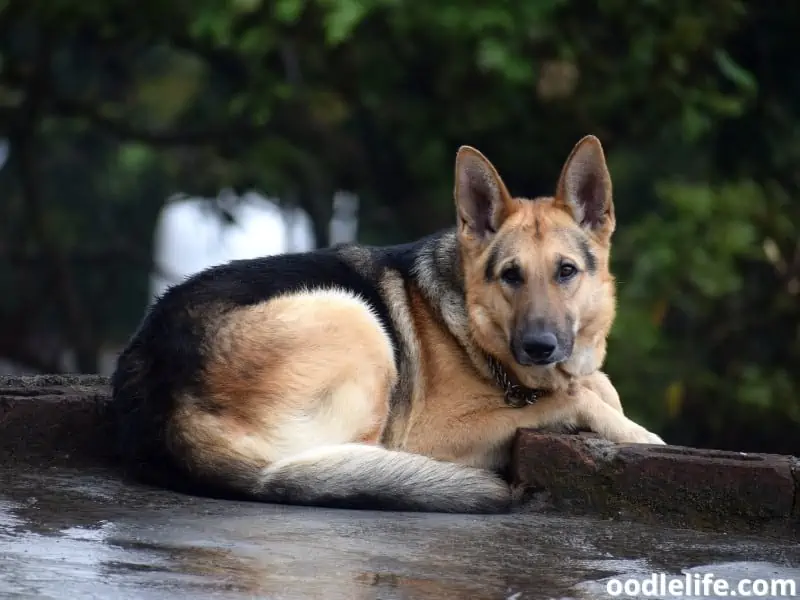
xmin=0 ymin=0 xmax=798 ymax=452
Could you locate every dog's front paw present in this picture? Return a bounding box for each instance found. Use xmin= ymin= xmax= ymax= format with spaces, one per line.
xmin=617 ymin=424 xmax=666 ymax=445
xmin=642 ymin=430 xmax=666 ymax=445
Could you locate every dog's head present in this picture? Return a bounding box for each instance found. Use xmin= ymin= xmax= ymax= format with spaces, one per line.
xmin=455 ymin=135 xmax=617 ymax=388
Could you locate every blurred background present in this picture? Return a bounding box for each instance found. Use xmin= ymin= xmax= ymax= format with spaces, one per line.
xmin=0 ymin=1 xmax=797 ymax=454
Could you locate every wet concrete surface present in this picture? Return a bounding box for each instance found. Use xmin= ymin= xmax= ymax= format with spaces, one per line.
xmin=0 ymin=464 xmax=798 ymax=600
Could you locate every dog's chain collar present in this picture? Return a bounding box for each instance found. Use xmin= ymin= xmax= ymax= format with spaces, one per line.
xmin=485 ymin=355 xmax=550 ymax=408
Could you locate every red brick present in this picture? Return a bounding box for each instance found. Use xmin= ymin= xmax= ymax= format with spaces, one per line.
xmin=611 ymin=445 xmax=795 ymax=522
xmin=0 ymin=375 xmax=113 ymax=464
xmin=511 ymin=431 xmax=615 ymax=509
xmin=512 ymin=430 xmax=799 ymax=535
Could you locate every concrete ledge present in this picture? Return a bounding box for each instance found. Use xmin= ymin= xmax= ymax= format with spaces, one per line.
xmin=2 ymin=376 xmax=798 ymax=539
xmin=0 ymin=375 xmax=114 ymax=465
xmin=512 ymin=430 xmax=800 ymax=538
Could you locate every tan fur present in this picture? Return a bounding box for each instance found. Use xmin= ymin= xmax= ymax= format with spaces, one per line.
xmin=167 ymin=288 xmax=397 ymax=479
xmin=158 ymin=135 xmax=663 ymax=512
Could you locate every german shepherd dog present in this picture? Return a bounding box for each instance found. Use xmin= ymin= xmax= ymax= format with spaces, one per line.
xmin=111 ymin=135 xmax=665 ymax=514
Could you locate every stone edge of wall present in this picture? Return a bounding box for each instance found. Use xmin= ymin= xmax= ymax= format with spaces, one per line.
xmin=0 ymin=375 xmax=115 ymax=464
xmin=1 ymin=375 xmax=797 ymax=538
xmin=511 ymin=429 xmax=800 ymax=539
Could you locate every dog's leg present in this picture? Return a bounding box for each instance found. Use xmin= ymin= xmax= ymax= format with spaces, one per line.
xmin=510 ymin=385 xmax=665 ymax=445
xmin=167 ymin=287 xmax=399 ymax=480
xmin=505 ymin=381 xmax=663 ymax=445
xmin=579 ymin=370 xmax=623 ymax=414
xmin=566 ymin=384 xmax=664 ymax=444
xmin=411 ymin=386 xmax=664 ymax=469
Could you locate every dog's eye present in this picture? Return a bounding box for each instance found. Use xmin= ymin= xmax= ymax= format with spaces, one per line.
xmin=500 ymin=265 xmax=524 ymax=286
xmin=558 ymin=264 xmax=578 ymax=281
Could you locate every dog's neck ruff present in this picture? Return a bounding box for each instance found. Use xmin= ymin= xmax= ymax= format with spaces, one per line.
xmin=485 ymin=355 xmax=550 ymax=408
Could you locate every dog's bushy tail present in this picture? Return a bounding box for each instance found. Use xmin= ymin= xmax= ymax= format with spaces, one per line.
xmin=254 ymin=444 xmax=511 ymax=514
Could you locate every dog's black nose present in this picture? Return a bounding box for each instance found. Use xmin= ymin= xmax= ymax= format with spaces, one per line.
xmin=521 ymin=332 xmax=558 ymax=362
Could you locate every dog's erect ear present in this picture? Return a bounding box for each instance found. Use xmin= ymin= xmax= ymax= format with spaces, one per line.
xmin=554 ymin=135 xmax=615 ymax=237
xmin=454 ymin=146 xmax=518 ymax=245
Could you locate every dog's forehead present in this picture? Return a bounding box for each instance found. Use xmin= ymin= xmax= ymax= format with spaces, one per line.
xmin=500 ymin=199 xmax=586 ymax=254
xmin=515 ymin=196 xmax=573 ymax=226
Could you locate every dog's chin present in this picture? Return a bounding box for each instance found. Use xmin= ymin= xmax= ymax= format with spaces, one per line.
xmin=516 ymin=357 xmax=559 ymax=369
xmin=506 ymin=360 xmax=562 ymax=391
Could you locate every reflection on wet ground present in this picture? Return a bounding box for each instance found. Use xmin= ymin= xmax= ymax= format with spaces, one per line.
xmin=0 ymin=464 xmax=798 ymax=599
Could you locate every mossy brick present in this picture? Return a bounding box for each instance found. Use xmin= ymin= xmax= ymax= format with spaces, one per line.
xmin=611 ymin=445 xmax=795 ymax=521
xmin=511 ymin=431 xmax=618 ymax=509
xmin=512 ymin=430 xmax=799 ymax=536
xmin=0 ymin=375 xmax=113 ymax=464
